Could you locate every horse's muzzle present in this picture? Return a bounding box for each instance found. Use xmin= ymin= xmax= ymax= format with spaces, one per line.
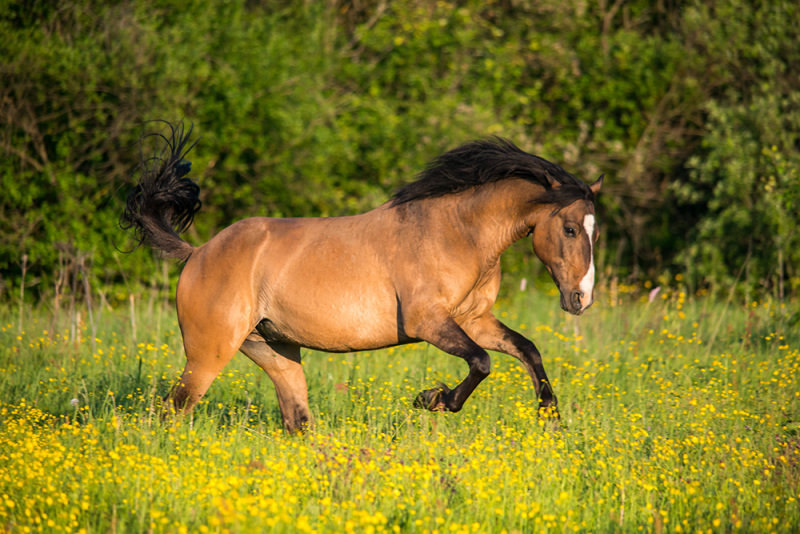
xmin=561 ymin=290 xmax=588 ymax=315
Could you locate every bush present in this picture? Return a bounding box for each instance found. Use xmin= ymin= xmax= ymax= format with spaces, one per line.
xmin=1 ymin=0 xmax=798 ymax=300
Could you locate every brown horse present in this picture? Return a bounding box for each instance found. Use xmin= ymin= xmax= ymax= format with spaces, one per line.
xmin=122 ymin=123 xmax=601 ymax=432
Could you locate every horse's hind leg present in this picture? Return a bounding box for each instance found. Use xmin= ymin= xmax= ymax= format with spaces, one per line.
xmin=239 ymin=338 xmax=312 ymax=433
xmin=168 ymin=342 xmax=240 ymax=416
xmin=167 ymin=314 xmax=252 ymax=415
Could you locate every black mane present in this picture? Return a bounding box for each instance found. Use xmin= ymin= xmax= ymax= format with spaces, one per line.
xmin=391 ymin=138 xmax=594 ymax=207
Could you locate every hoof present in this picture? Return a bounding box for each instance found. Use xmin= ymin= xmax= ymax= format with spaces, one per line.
xmin=537 ymin=404 xmax=564 ymax=431
xmin=413 ymin=384 xmax=451 ymax=411
xmin=537 ymin=404 xmax=560 ymax=420
xmin=284 ymin=416 xmax=313 ymax=435
xmin=158 ymin=397 xmax=182 ymax=422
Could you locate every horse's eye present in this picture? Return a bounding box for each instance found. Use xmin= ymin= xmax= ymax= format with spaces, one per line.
xmin=564 ymin=226 xmax=576 ymax=237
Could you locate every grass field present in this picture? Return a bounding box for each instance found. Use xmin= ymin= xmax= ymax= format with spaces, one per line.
xmin=1 ymin=280 xmax=799 ymax=533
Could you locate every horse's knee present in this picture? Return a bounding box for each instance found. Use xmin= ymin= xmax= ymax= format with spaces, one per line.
xmin=470 ymin=353 xmax=491 ymax=379
xmin=520 ymin=340 xmax=543 ymax=365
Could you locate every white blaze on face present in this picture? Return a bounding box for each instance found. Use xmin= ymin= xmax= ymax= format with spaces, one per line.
xmin=579 ymin=214 xmax=595 ymax=309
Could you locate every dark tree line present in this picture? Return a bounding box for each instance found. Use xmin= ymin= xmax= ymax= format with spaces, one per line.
xmin=2 ymin=0 xmax=798 ymax=302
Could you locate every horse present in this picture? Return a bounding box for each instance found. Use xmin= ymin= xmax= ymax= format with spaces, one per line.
xmin=121 ymin=123 xmax=602 ymax=432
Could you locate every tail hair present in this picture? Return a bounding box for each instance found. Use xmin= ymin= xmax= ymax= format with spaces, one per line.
xmin=120 ymin=121 xmax=201 ymax=261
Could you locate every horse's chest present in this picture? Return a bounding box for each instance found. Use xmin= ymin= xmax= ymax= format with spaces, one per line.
xmin=451 ymin=291 xmax=495 ymax=322
xmin=450 ymin=268 xmax=501 ymax=321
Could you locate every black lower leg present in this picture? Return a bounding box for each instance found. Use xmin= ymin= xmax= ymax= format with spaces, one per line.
xmin=497 ymin=326 xmax=559 ymax=414
xmin=414 ymin=318 xmax=492 ymax=413
xmin=441 ymin=352 xmax=490 ymax=412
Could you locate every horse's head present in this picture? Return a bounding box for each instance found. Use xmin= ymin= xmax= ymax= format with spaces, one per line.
xmin=531 ymin=176 xmax=603 ymax=315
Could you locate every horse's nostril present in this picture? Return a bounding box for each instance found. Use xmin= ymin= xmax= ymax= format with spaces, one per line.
xmin=572 ymin=291 xmax=583 ymax=309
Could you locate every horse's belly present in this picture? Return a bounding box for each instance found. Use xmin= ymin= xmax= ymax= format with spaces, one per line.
xmin=264 ymin=283 xmax=403 ymax=352
xmin=268 ymin=304 xmax=402 ymax=352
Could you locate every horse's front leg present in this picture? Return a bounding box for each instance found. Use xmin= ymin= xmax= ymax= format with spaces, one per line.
xmin=413 ymin=317 xmax=491 ymax=413
xmin=463 ymin=314 xmax=559 ymax=418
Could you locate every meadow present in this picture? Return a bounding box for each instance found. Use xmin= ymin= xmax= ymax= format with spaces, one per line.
xmin=1 ymin=279 xmax=798 ymax=533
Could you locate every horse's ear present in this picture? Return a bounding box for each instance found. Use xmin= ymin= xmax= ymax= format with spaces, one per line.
xmin=590 ymin=174 xmax=604 ymax=194
xmin=545 ymin=171 xmax=560 ymax=189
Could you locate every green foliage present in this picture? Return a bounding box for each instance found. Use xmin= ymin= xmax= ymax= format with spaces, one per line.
xmin=677 ymin=95 xmax=800 ymax=295
xmin=1 ymin=0 xmax=798 ymax=299
xmin=671 ymin=0 xmax=800 ymax=296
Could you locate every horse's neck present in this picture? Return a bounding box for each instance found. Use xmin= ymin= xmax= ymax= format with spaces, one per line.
xmin=438 ymin=180 xmax=548 ymax=262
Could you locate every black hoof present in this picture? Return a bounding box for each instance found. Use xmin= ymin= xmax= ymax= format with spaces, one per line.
xmin=413 ymin=384 xmax=451 ymax=411
xmin=537 ymin=403 xmax=560 ymax=420
xmin=537 ymin=403 xmax=564 ymax=431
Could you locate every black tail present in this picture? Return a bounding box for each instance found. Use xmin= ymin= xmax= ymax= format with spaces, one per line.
xmin=121 ymin=121 xmax=201 ymax=262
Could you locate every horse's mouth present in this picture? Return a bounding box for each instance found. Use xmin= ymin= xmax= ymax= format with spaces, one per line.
xmin=547 ymin=265 xmax=590 ymax=315
xmin=560 ymin=289 xmax=588 ymax=315
xmin=551 ymin=276 xmax=577 ymax=315
xmin=561 ymin=300 xmax=583 ymax=316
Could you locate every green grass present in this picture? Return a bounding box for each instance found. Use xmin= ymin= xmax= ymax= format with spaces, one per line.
xmin=1 ymin=282 xmax=799 ymax=533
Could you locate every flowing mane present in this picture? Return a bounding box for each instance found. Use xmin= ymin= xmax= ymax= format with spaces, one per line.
xmin=391 ymin=137 xmax=594 ymax=208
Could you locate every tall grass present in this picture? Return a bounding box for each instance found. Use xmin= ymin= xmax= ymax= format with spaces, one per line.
xmin=1 ymin=281 xmax=798 ymax=533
